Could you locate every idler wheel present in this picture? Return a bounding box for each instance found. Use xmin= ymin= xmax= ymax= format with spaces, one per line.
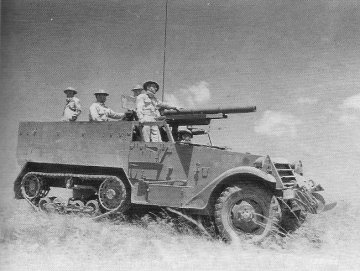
xmin=98 ymin=177 xmax=129 ymax=211
xmin=21 ymin=174 xmax=42 ymax=199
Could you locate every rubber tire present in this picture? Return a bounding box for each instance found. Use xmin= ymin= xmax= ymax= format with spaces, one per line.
xmin=214 ymin=184 xmax=272 ymax=242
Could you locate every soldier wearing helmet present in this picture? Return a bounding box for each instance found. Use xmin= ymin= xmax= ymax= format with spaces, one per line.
xmin=89 ymin=89 xmax=124 ymax=121
xmin=62 ymin=87 xmax=82 ymax=121
xmin=136 ymin=81 xmax=178 ymax=142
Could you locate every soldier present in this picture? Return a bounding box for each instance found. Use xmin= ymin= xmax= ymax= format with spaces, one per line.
xmin=131 ymin=84 xmax=143 ymax=98
xmin=136 ymin=81 xmax=178 ymax=142
xmin=89 ymin=89 xmax=125 ymax=121
xmin=123 ymin=84 xmax=144 ymax=121
xmin=178 ymin=128 xmax=193 ymax=143
xmin=62 ymin=87 xmax=81 ymax=121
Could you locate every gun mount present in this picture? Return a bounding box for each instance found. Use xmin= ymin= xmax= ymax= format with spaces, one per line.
xmin=163 ymin=106 xmax=256 ymax=126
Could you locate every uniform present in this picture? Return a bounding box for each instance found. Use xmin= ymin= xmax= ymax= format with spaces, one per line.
xmin=136 ymin=93 xmax=171 ymax=142
xmin=62 ymin=95 xmax=81 ymax=121
xmin=89 ymin=102 xmax=124 ymax=121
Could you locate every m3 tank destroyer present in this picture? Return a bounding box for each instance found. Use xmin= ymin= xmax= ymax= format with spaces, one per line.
xmin=13 ymin=105 xmax=335 ymax=241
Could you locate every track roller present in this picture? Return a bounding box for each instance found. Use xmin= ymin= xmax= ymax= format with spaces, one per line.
xmin=86 ymin=200 xmax=100 ymax=215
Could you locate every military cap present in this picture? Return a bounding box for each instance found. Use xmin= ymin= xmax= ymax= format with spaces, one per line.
xmin=94 ymin=89 xmax=109 ymax=96
xmin=131 ymin=84 xmax=143 ymax=92
xmin=64 ymin=87 xmax=77 ymax=94
xmin=143 ymin=81 xmax=159 ymax=92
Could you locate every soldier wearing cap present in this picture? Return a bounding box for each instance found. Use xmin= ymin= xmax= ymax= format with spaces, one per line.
xmin=62 ymin=87 xmax=82 ymax=121
xmin=122 ymin=84 xmax=144 ymax=121
xmin=136 ymin=81 xmax=178 ymax=142
xmin=131 ymin=84 xmax=143 ymax=98
xmin=89 ymin=89 xmax=124 ymax=121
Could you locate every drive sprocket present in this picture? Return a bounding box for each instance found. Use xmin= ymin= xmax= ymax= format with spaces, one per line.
xmin=98 ymin=177 xmax=129 ymax=212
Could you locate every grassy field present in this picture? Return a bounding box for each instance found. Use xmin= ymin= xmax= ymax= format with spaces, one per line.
xmin=0 ymin=181 xmax=359 ymax=271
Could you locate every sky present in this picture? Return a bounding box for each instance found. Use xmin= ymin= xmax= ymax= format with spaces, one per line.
xmin=1 ymin=0 xmax=360 ymax=201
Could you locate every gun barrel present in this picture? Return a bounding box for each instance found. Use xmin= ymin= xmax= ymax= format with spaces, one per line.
xmin=164 ymin=106 xmax=256 ymax=115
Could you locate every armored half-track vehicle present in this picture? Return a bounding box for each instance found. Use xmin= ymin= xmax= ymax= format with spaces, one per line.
xmin=13 ymin=106 xmax=335 ymax=241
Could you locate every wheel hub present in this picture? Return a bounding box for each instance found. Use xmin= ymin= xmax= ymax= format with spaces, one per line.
xmin=106 ymin=189 xmax=116 ymax=200
xmin=29 ymin=182 xmax=37 ymax=191
xmin=232 ymin=201 xmax=255 ymax=222
xmin=231 ymin=200 xmax=261 ymax=233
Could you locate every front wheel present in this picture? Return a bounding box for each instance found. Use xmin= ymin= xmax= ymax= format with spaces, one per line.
xmin=214 ymin=185 xmax=275 ymax=242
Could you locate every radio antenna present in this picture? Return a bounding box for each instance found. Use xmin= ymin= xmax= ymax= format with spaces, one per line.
xmin=161 ymin=0 xmax=169 ymax=102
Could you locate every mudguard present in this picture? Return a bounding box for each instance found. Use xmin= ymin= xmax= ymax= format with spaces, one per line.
xmin=184 ymin=166 xmax=276 ymax=209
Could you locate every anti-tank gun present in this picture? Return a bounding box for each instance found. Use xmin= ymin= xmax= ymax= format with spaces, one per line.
xmin=161 ymin=106 xmax=256 ymax=141
xmin=163 ymin=105 xmax=256 ymax=125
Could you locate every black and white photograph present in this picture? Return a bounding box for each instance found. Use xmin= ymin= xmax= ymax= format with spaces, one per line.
xmin=1 ymin=0 xmax=359 ymax=270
